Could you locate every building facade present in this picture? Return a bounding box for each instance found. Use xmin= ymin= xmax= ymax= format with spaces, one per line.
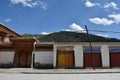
xmin=0 ymin=23 xmax=120 ymax=69
xmin=53 ymin=42 xmax=120 ymax=68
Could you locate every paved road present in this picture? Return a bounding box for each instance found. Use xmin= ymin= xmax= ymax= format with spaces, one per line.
xmin=0 ymin=73 xmax=120 ymax=80
xmin=1 ymin=68 xmax=120 ymax=74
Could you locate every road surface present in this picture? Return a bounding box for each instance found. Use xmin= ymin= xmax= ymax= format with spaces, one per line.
xmin=0 ymin=73 xmax=120 ymax=80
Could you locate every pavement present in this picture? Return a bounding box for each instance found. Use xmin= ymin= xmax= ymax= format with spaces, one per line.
xmin=0 ymin=68 xmax=120 ymax=74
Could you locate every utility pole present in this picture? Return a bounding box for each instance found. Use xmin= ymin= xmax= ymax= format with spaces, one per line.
xmin=85 ymin=25 xmax=96 ymax=70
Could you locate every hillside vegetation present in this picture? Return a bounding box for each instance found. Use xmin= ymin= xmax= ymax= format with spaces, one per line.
xmin=22 ymin=31 xmax=120 ymax=42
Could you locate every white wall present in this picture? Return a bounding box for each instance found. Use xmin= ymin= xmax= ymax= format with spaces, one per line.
xmin=74 ymin=45 xmax=84 ymax=68
xmin=53 ymin=45 xmax=57 ymax=67
xmin=0 ymin=51 xmax=14 ymax=64
xmin=34 ymin=51 xmax=53 ymax=64
xmin=101 ymin=45 xmax=110 ymax=68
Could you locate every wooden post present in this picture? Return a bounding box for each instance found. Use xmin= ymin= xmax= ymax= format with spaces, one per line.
xmin=85 ymin=25 xmax=96 ymax=70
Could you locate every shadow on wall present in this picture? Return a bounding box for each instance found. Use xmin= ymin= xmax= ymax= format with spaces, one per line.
xmin=0 ymin=62 xmax=13 ymax=68
xmin=34 ymin=62 xmax=53 ymax=69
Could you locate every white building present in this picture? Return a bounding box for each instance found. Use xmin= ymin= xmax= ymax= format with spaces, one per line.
xmin=0 ymin=23 xmax=120 ymax=69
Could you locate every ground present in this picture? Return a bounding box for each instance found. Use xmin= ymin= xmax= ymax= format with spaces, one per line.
xmin=0 ymin=73 xmax=120 ymax=80
xmin=0 ymin=68 xmax=120 ymax=80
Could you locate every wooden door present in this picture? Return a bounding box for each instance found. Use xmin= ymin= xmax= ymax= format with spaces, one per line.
xmin=26 ymin=52 xmax=32 ymax=67
xmin=19 ymin=51 xmax=26 ymax=67
xmin=84 ymin=53 xmax=101 ymax=67
xmin=57 ymin=53 xmax=66 ymax=67
xmin=13 ymin=51 xmax=20 ymax=67
xmin=65 ymin=53 xmax=74 ymax=67
xmin=57 ymin=50 xmax=74 ymax=68
xmin=14 ymin=50 xmax=32 ymax=68
xmin=110 ymin=53 xmax=120 ymax=67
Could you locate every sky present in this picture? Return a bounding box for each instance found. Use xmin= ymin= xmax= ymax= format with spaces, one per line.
xmin=0 ymin=0 xmax=120 ymax=39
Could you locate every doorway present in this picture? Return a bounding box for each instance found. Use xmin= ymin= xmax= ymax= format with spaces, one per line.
xmin=13 ymin=50 xmax=32 ymax=68
xmin=57 ymin=50 xmax=74 ymax=68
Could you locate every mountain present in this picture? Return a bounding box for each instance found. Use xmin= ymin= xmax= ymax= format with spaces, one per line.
xmin=22 ymin=31 xmax=120 ymax=42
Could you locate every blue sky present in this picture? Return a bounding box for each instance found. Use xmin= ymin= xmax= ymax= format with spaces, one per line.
xmin=0 ymin=0 xmax=120 ymax=39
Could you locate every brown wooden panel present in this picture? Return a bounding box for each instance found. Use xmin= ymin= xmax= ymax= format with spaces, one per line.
xmin=58 ymin=53 xmax=66 ymax=67
xmin=35 ymin=44 xmax=53 ymax=51
xmin=10 ymin=38 xmax=35 ymax=51
xmin=65 ymin=53 xmax=74 ymax=67
xmin=110 ymin=53 xmax=120 ymax=67
xmin=19 ymin=52 xmax=27 ymax=67
xmin=26 ymin=52 xmax=32 ymax=67
xmin=0 ymin=24 xmax=20 ymax=37
xmin=65 ymin=54 xmax=69 ymax=67
xmin=14 ymin=50 xmax=32 ymax=68
xmin=13 ymin=51 xmax=19 ymax=67
xmin=84 ymin=53 xmax=101 ymax=67
xmin=57 ymin=50 xmax=74 ymax=68
xmin=0 ymin=44 xmax=13 ymax=51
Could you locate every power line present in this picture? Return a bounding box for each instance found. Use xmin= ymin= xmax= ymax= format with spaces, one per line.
xmin=82 ymin=30 xmax=120 ymax=33
xmin=89 ymin=30 xmax=120 ymax=33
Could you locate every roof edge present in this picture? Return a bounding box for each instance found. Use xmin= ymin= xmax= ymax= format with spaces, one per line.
xmin=0 ymin=23 xmax=21 ymax=37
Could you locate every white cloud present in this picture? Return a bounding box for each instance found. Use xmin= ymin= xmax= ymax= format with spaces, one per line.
xmin=63 ymin=23 xmax=86 ymax=33
xmin=37 ymin=1 xmax=47 ymax=10
xmin=85 ymin=0 xmax=100 ymax=7
xmin=104 ymin=2 xmax=119 ymax=10
xmin=62 ymin=29 xmax=71 ymax=31
xmin=69 ymin=23 xmax=84 ymax=31
xmin=89 ymin=18 xmax=115 ymax=25
xmin=5 ymin=18 xmax=11 ymax=22
xmin=96 ymin=34 xmax=109 ymax=37
xmin=41 ymin=32 xmax=50 ymax=35
xmin=108 ymin=13 xmax=120 ymax=24
xmin=10 ymin=0 xmax=47 ymax=10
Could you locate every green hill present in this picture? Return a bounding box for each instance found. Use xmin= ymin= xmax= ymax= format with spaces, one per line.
xmin=22 ymin=31 xmax=120 ymax=42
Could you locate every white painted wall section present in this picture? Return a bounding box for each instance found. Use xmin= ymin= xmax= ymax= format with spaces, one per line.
xmin=0 ymin=51 xmax=14 ymax=64
xmin=74 ymin=45 xmax=83 ymax=67
xmin=34 ymin=51 xmax=53 ymax=64
xmin=53 ymin=45 xmax=57 ymax=67
xmin=101 ymin=45 xmax=110 ymax=67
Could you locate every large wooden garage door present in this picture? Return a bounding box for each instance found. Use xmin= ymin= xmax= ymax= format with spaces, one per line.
xmin=84 ymin=53 xmax=102 ymax=67
xmin=57 ymin=50 xmax=74 ymax=68
xmin=110 ymin=53 xmax=120 ymax=67
xmin=14 ymin=50 xmax=32 ymax=68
